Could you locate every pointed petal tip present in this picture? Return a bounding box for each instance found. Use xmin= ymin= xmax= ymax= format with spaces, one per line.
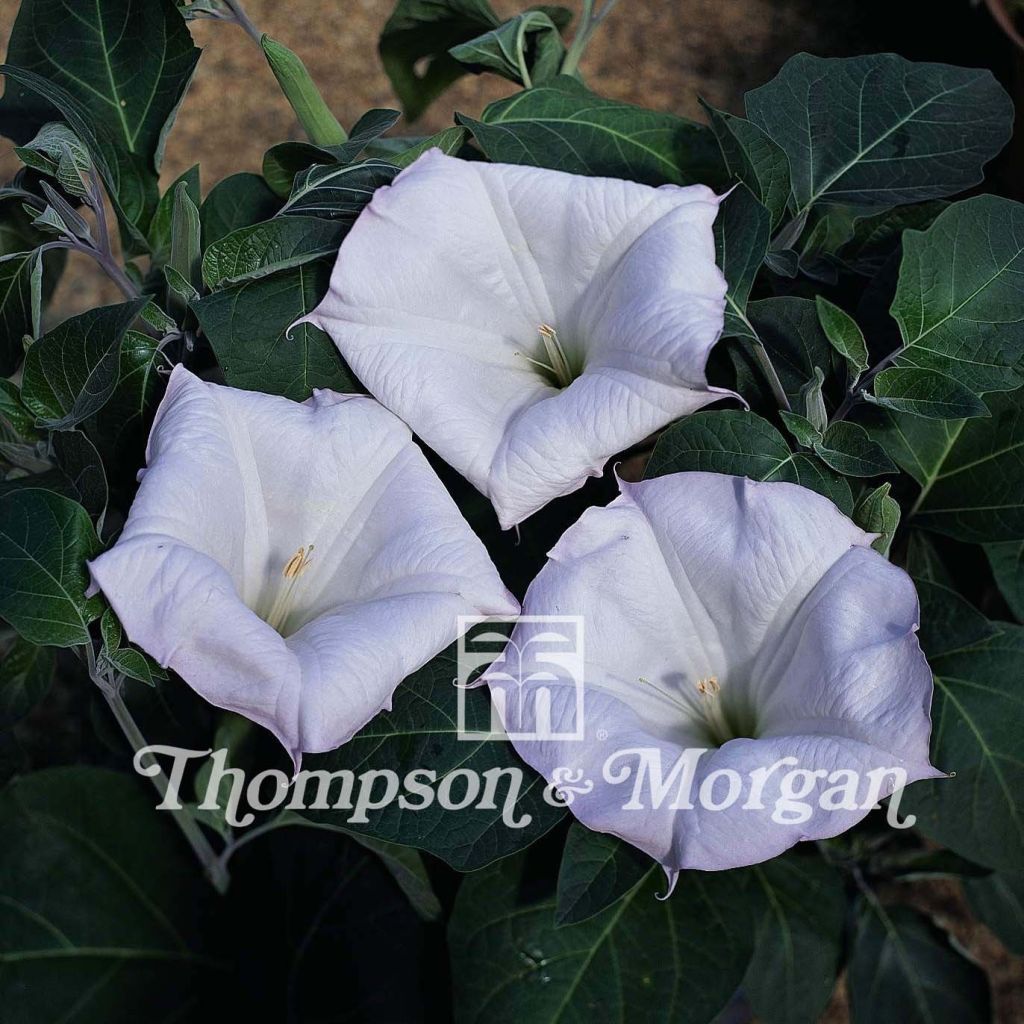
xmin=655 ymin=866 xmax=679 ymax=900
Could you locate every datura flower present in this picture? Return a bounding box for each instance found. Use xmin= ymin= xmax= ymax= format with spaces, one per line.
xmin=302 ymin=149 xmax=729 ymax=529
xmin=485 ymin=472 xmax=940 ymax=873
xmin=88 ymin=366 xmax=518 ymax=763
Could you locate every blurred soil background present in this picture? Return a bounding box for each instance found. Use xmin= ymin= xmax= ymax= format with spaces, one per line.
xmin=1 ymin=0 xmax=1022 ymax=1019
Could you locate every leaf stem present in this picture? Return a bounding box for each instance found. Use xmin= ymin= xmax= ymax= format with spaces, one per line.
xmin=85 ymin=647 xmax=230 ymax=893
xmin=561 ymin=0 xmax=619 ymax=77
xmin=831 ymin=346 xmax=903 ymax=423
xmin=222 ymin=0 xmax=262 ymax=44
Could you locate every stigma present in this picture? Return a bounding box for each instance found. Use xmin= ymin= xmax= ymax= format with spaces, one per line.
xmin=266 ymin=544 xmax=315 ymax=634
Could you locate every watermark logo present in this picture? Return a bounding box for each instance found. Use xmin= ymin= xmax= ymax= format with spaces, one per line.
xmin=456 ymin=615 xmax=585 ymax=742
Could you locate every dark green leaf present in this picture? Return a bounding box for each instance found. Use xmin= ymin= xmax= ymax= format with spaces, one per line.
xmin=814 ymin=421 xmax=897 ymax=477
xmin=554 ymin=824 xmax=652 ymax=926
xmin=200 ymin=172 xmax=281 ymax=248
xmin=371 ymin=124 xmax=468 ymax=167
xmin=984 ymin=541 xmax=1024 ymax=620
xmin=298 ymin=645 xmax=564 ymax=870
xmin=0 ymin=379 xmax=38 ymax=440
xmin=192 ymin=261 xmax=356 ymax=400
xmin=744 ymin=853 xmax=845 ymax=1024
xmin=15 ymin=122 xmax=92 ymax=198
xmin=746 ymin=53 xmax=1012 ymax=215
xmin=458 ymin=77 xmax=723 ymax=187
xmin=280 ymin=159 xmax=398 ymax=221
xmin=449 ymin=853 xmax=756 ymax=1024
xmin=964 ymin=871 xmax=1024 ymax=954
xmin=889 ymin=195 xmax=1024 ymax=395
xmin=450 ymin=11 xmax=566 ymax=86
xmin=97 ymin=606 xmax=166 ymax=686
xmin=876 ymin=390 xmax=1024 ymax=542
xmin=0 ymin=488 xmax=101 ymax=646
xmin=202 ymin=216 xmax=345 ymax=289
xmin=21 ymin=298 xmax=148 ymax=429
xmin=716 ymin=185 xmax=770 ymax=341
xmin=0 ymin=638 xmax=53 ymax=729
xmin=779 ymin=410 xmax=822 ymax=449
xmin=147 ymin=164 xmax=199 ymax=264
xmin=848 ymin=902 xmax=990 ymax=1024
xmin=816 ymin=295 xmax=868 ymax=377
xmin=903 ymin=626 xmax=1024 ymax=873
xmin=913 ymin=578 xmax=998 ymax=658
xmin=747 ymin=296 xmax=835 ymax=406
xmin=380 ymin=0 xmax=501 ymax=121
xmin=0 ymin=249 xmax=41 ymax=375
xmin=854 ymin=482 xmax=900 ymax=556
xmin=645 ymin=409 xmax=854 ymax=514
xmin=52 ymin=429 xmax=108 ymax=520
xmin=702 ymin=102 xmax=790 ymax=228
xmin=837 ymin=201 xmax=947 ymax=277
xmin=0 ymin=767 xmax=216 ymax=1022
xmin=867 ymin=367 xmax=989 ymax=420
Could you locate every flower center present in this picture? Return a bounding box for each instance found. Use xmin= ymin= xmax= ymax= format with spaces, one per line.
xmin=265 ymin=544 xmax=315 ymax=635
xmin=515 ymin=324 xmax=577 ymax=388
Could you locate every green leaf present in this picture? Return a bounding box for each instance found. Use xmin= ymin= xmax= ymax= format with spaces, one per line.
xmin=913 ymin=578 xmax=998 ymax=659
xmin=702 ymin=102 xmax=791 ymax=228
xmin=814 ymin=421 xmax=897 ymax=477
xmin=854 ymin=482 xmax=900 ymax=556
xmin=816 ymin=295 xmax=868 ymax=378
xmin=52 ymin=429 xmax=108 ymax=521
xmin=380 ymin=0 xmax=501 ymax=121
xmin=747 ymin=297 xmax=835 ymax=406
xmin=14 ymin=122 xmax=92 ymax=198
xmin=876 ymin=389 xmax=1024 ymax=543
xmin=903 ymin=626 xmax=1024 ymax=873
xmin=371 ymin=124 xmax=468 ymax=167
xmin=146 ymin=164 xmax=199 ymax=264
xmin=0 ymin=488 xmax=101 ymax=647
xmin=964 ymin=871 xmax=1024 ymax=955
xmin=779 ymin=410 xmax=822 ymax=449
xmin=984 ymin=541 xmax=1024 ymax=620
xmin=554 ymin=824 xmax=652 ymax=926
xmin=745 ymin=53 xmax=1012 ymax=215
xmin=168 ymin=179 xmax=201 ymax=301
xmin=200 ymin=172 xmax=280 ymax=248
xmin=458 ymin=77 xmax=723 ymax=187
xmin=193 ymin=262 xmax=356 ymax=401
xmin=98 ymin=606 xmax=166 ymax=686
xmin=449 ymin=853 xmax=756 ymax=1024
xmin=0 ymin=638 xmax=53 ymax=729
xmin=0 ymin=249 xmax=42 ymax=375
xmin=889 ymin=195 xmax=1024 ymax=396
xmin=744 ymin=853 xmax=845 ymax=1024
xmin=347 ymin=833 xmax=442 ymax=921
xmin=450 ymin=11 xmax=566 ymax=87
xmin=848 ymin=902 xmax=990 ymax=1024
xmin=279 ymin=159 xmax=398 ymax=221
xmin=867 ymin=367 xmax=989 ymax=420
xmin=716 ymin=185 xmax=770 ymax=341
xmin=21 ymin=298 xmax=148 ymax=430
xmin=0 ymin=767 xmax=216 ymax=1021
xmin=0 ymin=379 xmax=38 ymax=441
xmin=297 ymin=645 xmax=564 ymax=870
xmin=798 ymin=365 xmax=828 ymax=434
xmin=645 ymin=409 xmax=854 ymax=514
xmin=837 ymin=201 xmax=947 ymax=277
xmin=202 ymin=216 xmax=345 ymax=289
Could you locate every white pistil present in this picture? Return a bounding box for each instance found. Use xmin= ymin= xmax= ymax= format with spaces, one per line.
xmin=266 ymin=544 xmax=315 ymax=634
xmin=513 ymin=324 xmax=575 ymax=388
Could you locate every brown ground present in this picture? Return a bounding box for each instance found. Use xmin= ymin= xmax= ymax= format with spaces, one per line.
xmin=1 ymin=1 xmax=1021 ymax=1019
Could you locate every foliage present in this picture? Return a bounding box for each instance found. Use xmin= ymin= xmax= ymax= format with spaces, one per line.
xmin=0 ymin=0 xmax=1021 ymax=1021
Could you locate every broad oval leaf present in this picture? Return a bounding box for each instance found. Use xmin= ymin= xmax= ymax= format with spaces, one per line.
xmin=868 ymin=367 xmax=989 ymax=420
xmin=458 ymin=77 xmax=724 ymax=187
xmin=449 ymin=852 xmax=756 ymax=1024
xmin=297 ymin=646 xmax=564 ymax=871
xmin=903 ymin=625 xmax=1024 ymax=873
xmin=200 ymin=172 xmax=281 ymax=248
xmin=280 ymin=159 xmax=398 ymax=221
xmin=814 ymin=421 xmax=897 ymax=478
xmin=554 ymin=824 xmax=652 ymax=926
xmin=746 ymin=53 xmax=1012 ymax=214
xmin=0 ymin=488 xmax=101 ymax=647
xmin=0 ymin=767 xmax=217 ymax=1022
xmin=645 ymin=409 xmax=854 ymax=514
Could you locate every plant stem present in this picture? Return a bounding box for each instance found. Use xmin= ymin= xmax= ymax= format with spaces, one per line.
xmin=223 ymin=0 xmax=262 ymax=44
xmin=86 ymin=649 xmax=229 ymax=893
xmin=831 ymin=347 xmax=903 ymax=423
xmin=562 ymin=0 xmax=620 ymax=77
xmin=751 ymin=339 xmax=792 ymax=412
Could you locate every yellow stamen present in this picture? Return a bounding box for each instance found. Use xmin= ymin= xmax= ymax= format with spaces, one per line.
xmin=266 ymin=544 xmax=315 ymax=634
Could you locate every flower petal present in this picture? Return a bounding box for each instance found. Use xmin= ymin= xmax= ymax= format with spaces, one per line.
xmin=305 ymin=150 xmax=727 ymax=527
xmin=89 ymin=367 xmax=518 ymax=759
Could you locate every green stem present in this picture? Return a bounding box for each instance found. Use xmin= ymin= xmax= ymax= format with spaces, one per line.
xmin=86 ymin=650 xmax=229 ymax=893
xmin=562 ymin=0 xmax=619 ymax=77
